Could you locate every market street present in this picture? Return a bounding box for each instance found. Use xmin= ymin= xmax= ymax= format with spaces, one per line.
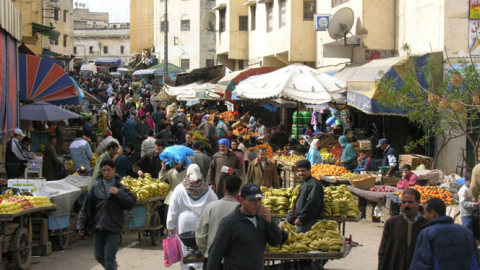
xmin=27 ymin=220 xmax=383 ymax=270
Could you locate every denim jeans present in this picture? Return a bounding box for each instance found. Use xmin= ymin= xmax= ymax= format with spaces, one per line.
xmin=462 ymin=216 xmax=474 ymax=232
xmin=94 ymin=230 xmax=121 ymax=270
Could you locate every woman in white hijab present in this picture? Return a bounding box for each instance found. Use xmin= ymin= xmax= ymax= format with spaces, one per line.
xmin=166 ymin=164 xmax=218 ymax=269
xmin=306 ymin=138 xmax=323 ymax=166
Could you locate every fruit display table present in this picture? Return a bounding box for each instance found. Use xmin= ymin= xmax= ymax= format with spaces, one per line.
xmin=124 ymin=195 xmax=165 ymax=246
xmin=0 ymin=205 xmax=57 ymax=269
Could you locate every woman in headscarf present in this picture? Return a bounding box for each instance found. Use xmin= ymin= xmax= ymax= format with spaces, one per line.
xmin=166 ymin=164 xmax=217 ymax=269
xmin=230 ymin=141 xmax=245 ymax=174
xmin=339 ymin=135 xmax=357 ymax=170
xmin=122 ymin=115 xmax=137 ymax=148
xmin=306 ymin=138 xmax=323 ymax=166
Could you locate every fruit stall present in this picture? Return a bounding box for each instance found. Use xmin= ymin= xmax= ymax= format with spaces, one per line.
xmin=0 ymin=191 xmax=56 ymax=270
xmin=121 ymin=175 xmax=169 ymax=246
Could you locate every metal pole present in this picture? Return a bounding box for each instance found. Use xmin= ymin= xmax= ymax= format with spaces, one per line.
xmin=164 ymin=0 xmax=169 ymax=84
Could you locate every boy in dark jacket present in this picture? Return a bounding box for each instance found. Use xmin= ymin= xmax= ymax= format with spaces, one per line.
xmin=410 ymin=198 xmax=479 ymax=270
xmin=287 ymin=160 xmax=324 ymax=232
xmin=76 ymin=159 xmax=137 ymax=270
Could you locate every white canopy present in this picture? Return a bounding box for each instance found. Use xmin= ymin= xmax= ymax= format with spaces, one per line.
xmin=165 ymin=81 xmax=222 ymax=101
xmin=233 ymin=63 xmax=346 ymax=105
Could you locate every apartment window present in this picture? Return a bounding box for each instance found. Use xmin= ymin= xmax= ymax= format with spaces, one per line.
xmin=89 ymin=46 xmax=93 ymax=54
xmin=161 ymin=20 xmax=167 ymax=32
xmin=181 ymin=59 xmax=190 ymax=70
xmin=303 ymin=0 xmax=315 ymax=21
xmin=63 ymin=35 xmax=67 ymax=47
xmin=73 ymin=47 xmax=77 ymax=54
xmin=239 ymin=16 xmax=248 ymax=31
xmin=219 ymin=9 xmax=226 ymax=32
xmin=181 ymin=20 xmax=190 ymax=31
xmin=279 ymin=0 xmax=286 ymax=27
xmin=121 ymin=46 xmax=125 ymax=54
xmin=266 ymin=3 xmax=273 ymax=32
xmin=50 ymin=39 xmax=58 ymax=45
xmin=250 ymin=6 xmax=256 ymax=31
xmin=113 ymin=25 xmax=117 ymax=29
xmin=206 ymin=59 xmax=214 ymax=67
xmin=63 ymin=10 xmax=68 ymax=23
xmin=332 ymin=0 xmax=349 ymax=8
xmin=103 ymin=46 xmax=108 ymax=54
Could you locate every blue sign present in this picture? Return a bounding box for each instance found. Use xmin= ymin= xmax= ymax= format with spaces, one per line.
xmin=314 ymin=14 xmax=330 ymax=31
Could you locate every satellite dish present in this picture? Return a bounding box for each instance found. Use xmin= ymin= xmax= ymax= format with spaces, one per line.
xmin=202 ymin=12 xmax=216 ymax=32
xmin=328 ymin=7 xmax=354 ymax=40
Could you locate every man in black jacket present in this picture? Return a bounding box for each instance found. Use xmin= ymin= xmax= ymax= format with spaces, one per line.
xmin=132 ymin=139 xmax=167 ymax=178
xmin=76 ymin=159 xmax=136 ymax=270
xmin=207 ymin=183 xmax=282 ymax=270
xmin=287 ymin=160 xmax=324 ymax=232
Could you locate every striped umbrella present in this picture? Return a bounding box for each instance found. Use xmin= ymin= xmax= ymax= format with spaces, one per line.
xmin=18 ymin=53 xmax=80 ymax=105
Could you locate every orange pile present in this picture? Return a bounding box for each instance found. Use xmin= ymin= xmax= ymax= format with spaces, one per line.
xmin=397 ymin=185 xmax=455 ymax=205
xmin=209 ymin=111 xmax=236 ymax=123
xmin=248 ymin=143 xmax=274 ymax=159
xmin=311 ymin=163 xmax=349 ymax=178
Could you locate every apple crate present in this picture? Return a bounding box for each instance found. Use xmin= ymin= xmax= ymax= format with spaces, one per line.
xmin=399 ymin=154 xmax=433 ymax=170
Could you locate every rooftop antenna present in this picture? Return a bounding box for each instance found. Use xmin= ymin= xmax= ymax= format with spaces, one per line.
xmin=328 ymin=7 xmax=355 ymax=46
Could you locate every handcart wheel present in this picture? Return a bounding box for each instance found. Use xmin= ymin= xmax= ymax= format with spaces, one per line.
xmin=150 ymin=212 xmax=161 ymax=246
xmin=54 ymin=234 xmax=69 ymax=250
xmin=12 ymin=228 xmax=31 ymax=270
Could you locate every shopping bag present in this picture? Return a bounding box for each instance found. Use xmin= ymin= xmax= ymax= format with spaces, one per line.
xmin=163 ymin=234 xmax=183 ymax=267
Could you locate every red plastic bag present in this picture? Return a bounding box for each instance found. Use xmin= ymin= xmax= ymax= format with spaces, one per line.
xmin=163 ymin=234 xmax=183 ymax=267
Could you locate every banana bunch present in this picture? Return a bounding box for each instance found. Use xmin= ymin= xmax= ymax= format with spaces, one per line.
xmin=66 ymin=160 xmax=74 ymax=171
xmin=262 ymin=196 xmax=290 ymax=215
xmin=311 ymin=219 xmax=338 ymax=231
xmin=309 ymin=236 xmax=343 ymax=252
xmin=90 ymin=153 xmax=99 ymax=168
xmin=2 ymin=189 xmax=15 ymax=198
xmin=324 ymin=185 xmax=360 ymax=218
xmin=280 ymin=221 xmax=296 ymax=233
xmin=121 ymin=175 xmax=169 ymax=201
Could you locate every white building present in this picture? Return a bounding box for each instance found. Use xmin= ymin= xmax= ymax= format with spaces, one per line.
xmin=153 ymin=0 xmax=216 ymax=71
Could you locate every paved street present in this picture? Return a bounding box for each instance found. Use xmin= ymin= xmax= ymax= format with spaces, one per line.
xmin=26 ymin=220 xmax=383 ymax=270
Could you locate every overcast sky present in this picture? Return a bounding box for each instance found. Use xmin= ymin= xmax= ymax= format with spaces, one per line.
xmin=75 ymin=0 xmax=130 ymax=23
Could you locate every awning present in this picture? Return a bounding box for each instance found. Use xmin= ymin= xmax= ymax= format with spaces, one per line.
xmin=19 ymin=53 xmax=80 ymax=105
xmin=32 ymin=23 xmax=60 ymax=41
xmin=132 ymin=69 xmax=164 ymax=76
xmin=95 ymin=58 xmax=122 ymax=67
xmin=82 ymin=89 xmax=102 ymax=105
xmin=1 ymin=0 xmax=22 ymax=41
xmin=335 ymin=55 xmax=434 ymax=115
xmin=176 ymin=83 xmax=222 ymax=101
xmin=244 ymin=0 xmax=257 ymax=6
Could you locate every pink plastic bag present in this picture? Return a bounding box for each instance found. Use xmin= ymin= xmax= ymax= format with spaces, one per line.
xmin=163 ymin=234 xmax=183 ymax=267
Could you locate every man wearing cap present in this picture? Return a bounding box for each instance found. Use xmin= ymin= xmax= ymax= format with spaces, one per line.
xmin=207 ymin=183 xmax=282 ymax=270
xmin=207 ymin=139 xmax=244 ymax=199
xmin=287 ymin=160 xmax=324 ymax=232
xmin=70 ymin=130 xmax=93 ymax=173
xmin=6 ymin=129 xmax=29 ymax=179
xmin=377 ymin=138 xmax=398 ymax=177
xmin=95 ymin=131 xmax=120 ymax=155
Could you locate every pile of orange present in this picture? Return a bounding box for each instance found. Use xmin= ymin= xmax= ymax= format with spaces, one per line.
xmin=311 ymin=163 xmax=349 ymax=178
xmin=397 ymin=185 xmax=455 ymax=205
xmin=209 ymin=111 xmax=236 ymax=123
xmin=248 ymin=143 xmax=274 ymax=159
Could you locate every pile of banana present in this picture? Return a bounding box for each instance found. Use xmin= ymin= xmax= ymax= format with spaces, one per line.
xmin=261 ymin=186 xmax=299 ymax=215
xmin=267 ymin=220 xmax=343 ymax=253
xmin=324 ymin=185 xmax=360 ymax=218
xmin=66 ymin=160 xmax=74 ymax=171
xmin=90 ymin=153 xmax=99 ymax=168
xmin=121 ymin=174 xmax=169 ymax=201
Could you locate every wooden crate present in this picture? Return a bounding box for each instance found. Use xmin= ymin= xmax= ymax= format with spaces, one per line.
xmin=399 ymin=154 xmax=433 ymax=170
xmin=358 ymin=140 xmax=372 ymax=150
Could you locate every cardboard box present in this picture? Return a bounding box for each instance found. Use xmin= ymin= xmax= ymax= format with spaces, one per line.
xmin=8 ymin=178 xmax=46 ymax=196
xmin=399 ymin=154 xmax=433 ymax=170
xmin=358 ymin=140 xmax=372 ymax=150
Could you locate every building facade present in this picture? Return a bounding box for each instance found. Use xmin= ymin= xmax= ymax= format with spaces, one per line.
xmin=130 ymin=0 xmax=155 ymax=54
xmin=73 ymin=8 xmax=133 ymax=66
xmin=152 ymin=0 xmax=217 ymax=71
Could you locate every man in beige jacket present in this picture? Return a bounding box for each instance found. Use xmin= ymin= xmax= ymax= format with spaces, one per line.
xmin=195 ymin=176 xmax=242 ymax=269
xmin=246 ymin=148 xmax=280 ymax=188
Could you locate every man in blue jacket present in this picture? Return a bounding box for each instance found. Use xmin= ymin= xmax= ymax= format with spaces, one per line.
xmin=410 ymin=198 xmax=479 ymax=270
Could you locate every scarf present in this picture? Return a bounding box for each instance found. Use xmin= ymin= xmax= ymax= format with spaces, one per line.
xmin=182 ymin=164 xmax=209 ymax=200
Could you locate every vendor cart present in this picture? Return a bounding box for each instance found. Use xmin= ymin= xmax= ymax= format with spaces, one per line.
xmin=124 ymin=195 xmax=164 ymax=246
xmin=270 ymin=215 xmax=362 ymax=236
xmin=0 ymin=205 xmax=56 ymax=269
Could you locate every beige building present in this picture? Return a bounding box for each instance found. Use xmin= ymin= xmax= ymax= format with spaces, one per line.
xmin=153 ymin=0 xmax=216 ymax=71
xmin=215 ymin=0 xmax=317 ymax=71
xmin=130 ymin=0 xmax=155 ymax=54
xmin=73 ymin=8 xmax=109 ymax=29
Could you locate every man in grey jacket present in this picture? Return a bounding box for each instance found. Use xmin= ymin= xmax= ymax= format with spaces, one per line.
xmin=207 ymin=183 xmax=282 ymax=270
xmin=189 ymin=141 xmax=210 ymax=180
xmin=287 ymin=160 xmax=324 ymax=232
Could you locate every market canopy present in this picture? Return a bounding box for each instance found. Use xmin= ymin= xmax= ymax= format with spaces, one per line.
xmin=233 ymin=63 xmax=346 ymax=105
xmin=19 ymin=101 xmax=80 ymax=121
xmin=176 ymin=82 xmax=222 ymax=101
xmin=95 ymin=58 xmax=122 ymax=67
xmin=216 ymin=66 xmax=279 ymax=100
xmin=19 ymin=53 xmax=80 ymax=105
xmin=132 ymin=68 xmax=164 ymax=76
xmin=334 ymin=54 xmax=437 ymax=115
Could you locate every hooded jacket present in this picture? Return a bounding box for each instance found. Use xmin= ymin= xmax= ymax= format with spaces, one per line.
xmin=339 ymin=136 xmax=357 ymax=170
